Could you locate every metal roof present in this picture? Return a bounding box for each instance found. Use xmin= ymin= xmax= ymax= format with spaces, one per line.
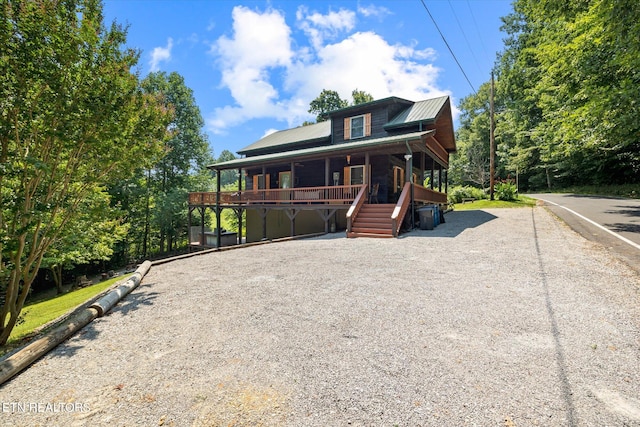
xmin=327 ymin=96 xmax=413 ymax=116
xmin=238 ymin=121 xmax=331 ymax=155
xmin=384 ymin=96 xmax=449 ymax=129
xmin=210 ymin=130 xmax=435 ymax=170
xmin=234 ymin=95 xmax=453 ymax=157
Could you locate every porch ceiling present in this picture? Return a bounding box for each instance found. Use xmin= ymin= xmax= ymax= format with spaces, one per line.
xmin=209 ymin=130 xmax=437 ymax=171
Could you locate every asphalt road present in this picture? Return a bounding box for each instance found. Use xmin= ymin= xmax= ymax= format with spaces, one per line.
xmin=529 ymin=193 xmax=640 ymax=273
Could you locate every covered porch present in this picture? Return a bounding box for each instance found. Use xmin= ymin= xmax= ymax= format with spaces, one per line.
xmin=188 ymin=130 xmax=451 ymax=246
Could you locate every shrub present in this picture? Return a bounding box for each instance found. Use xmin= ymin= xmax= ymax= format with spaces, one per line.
xmin=495 ymin=182 xmax=518 ymax=201
xmin=448 ymin=186 xmax=487 ymax=204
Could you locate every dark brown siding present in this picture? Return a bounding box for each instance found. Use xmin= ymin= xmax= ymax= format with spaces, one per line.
xmin=332 ymin=106 xmax=393 ymax=144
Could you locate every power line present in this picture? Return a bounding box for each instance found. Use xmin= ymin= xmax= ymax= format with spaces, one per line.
xmin=448 ymin=0 xmax=483 ymax=75
xmin=466 ymin=0 xmax=490 ymax=59
xmin=419 ymin=0 xmax=476 ymax=94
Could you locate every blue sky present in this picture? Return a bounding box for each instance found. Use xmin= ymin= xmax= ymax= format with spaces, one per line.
xmin=102 ymin=0 xmax=514 ymax=157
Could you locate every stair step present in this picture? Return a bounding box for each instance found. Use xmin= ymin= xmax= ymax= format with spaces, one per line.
xmin=352 ymin=220 xmax=393 ymax=228
xmin=354 ymin=215 xmax=392 ymax=224
xmin=347 ymin=231 xmax=394 ymax=238
xmin=358 ymin=209 xmax=394 ymax=215
xmin=353 ymin=214 xmax=393 ymax=222
xmin=351 ymin=227 xmax=393 ymax=235
xmin=360 ymin=204 xmax=395 ymax=212
xmin=348 ymin=203 xmax=398 ymax=238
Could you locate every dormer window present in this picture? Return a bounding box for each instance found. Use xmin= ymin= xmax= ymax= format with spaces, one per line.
xmin=351 ymin=115 xmax=365 ymax=138
xmin=344 ymin=113 xmax=371 ymax=140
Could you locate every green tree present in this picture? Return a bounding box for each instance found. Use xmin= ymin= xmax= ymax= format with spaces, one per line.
xmin=41 ymin=190 xmax=128 ymax=294
xmin=308 ymin=89 xmax=348 ymax=122
xmin=0 ymin=0 xmax=170 ymax=345
xmin=351 ymin=89 xmax=374 ymax=105
xmin=496 ymin=0 xmax=640 ymax=188
xmin=450 ymin=82 xmax=507 ymax=189
xmin=308 ymin=89 xmax=375 ymax=123
xmin=217 ymin=149 xmax=238 ymax=187
xmin=141 ymin=71 xmax=213 ymax=254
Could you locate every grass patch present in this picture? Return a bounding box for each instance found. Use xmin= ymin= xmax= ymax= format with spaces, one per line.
xmin=6 ymin=274 xmax=132 ymax=346
xmin=454 ymin=196 xmax=537 ymax=211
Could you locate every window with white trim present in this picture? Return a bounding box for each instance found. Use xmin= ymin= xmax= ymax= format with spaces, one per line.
xmin=343 ymin=113 xmax=371 ymax=140
xmin=350 ymin=115 xmax=365 ymax=139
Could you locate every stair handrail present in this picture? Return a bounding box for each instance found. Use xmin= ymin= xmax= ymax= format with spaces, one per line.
xmin=391 ymin=182 xmax=412 ymax=237
xmin=346 ymin=184 xmax=369 ymax=233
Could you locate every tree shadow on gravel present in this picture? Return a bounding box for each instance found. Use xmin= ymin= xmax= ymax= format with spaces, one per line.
xmin=47 ymin=321 xmax=101 ymax=359
xmin=45 ymin=284 xmax=159 ymax=360
xmin=106 ymin=283 xmax=159 ymax=317
xmin=404 ymin=210 xmax=498 ymax=238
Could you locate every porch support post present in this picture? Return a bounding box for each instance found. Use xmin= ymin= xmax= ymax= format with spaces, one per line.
xmin=324 ymin=209 xmax=329 ymax=233
xmin=285 ymin=208 xmax=299 ymax=237
xmin=238 ymin=168 xmax=243 ymax=244
xmin=216 ymin=169 xmax=221 ymax=249
xmin=291 ymin=162 xmax=295 ymax=187
xmin=259 ymin=208 xmax=268 ymax=240
xmin=324 ymin=158 xmax=331 ymax=233
xmin=420 ymin=152 xmax=426 ymax=186
xmin=234 ymin=208 xmax=243 ymax=245
xmin=405 ymin=149 xmax=414 ymax=230
xmin=444 ymin=169 xmax=448 ymax=194
xmin=325 ymin=157 xmax=330 ymax=186
xmin=187 ymin=205 xmax=192 ymax=252
xmin=365 ymin=152 xmax=370 ymax=187
xmin=430 ymin=158 xmax=435 ymax=189
xmin=200 ymin=206 xmax=205 ymax=248
xmin=291 ymin=161 xmax=296 ymax=202
xmin=438 ymin=167 xmax=443 ymax=193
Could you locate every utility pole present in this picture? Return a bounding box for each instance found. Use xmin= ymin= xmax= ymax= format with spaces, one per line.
xmin=489 ymin=71 xmax=495 ymax=200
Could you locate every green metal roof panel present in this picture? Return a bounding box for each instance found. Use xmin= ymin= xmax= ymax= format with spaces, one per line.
xmin=327 ymin=96 xmax=413 ymax=116
xmin=210 ymin=130 xmax=435 ymax=170
xmin=238 ymin=121 xmax=331 ymax=155
xmin=385 ymin=95 xmax=449 ymax=128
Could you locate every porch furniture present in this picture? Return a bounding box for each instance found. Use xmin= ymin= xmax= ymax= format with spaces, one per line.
xmin=369 ymin=183 xmax=379 ymax=204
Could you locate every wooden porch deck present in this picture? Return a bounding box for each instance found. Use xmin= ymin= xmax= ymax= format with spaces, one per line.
xmin=188 ymin=184 xmax=365 ymax=207
xmin=188 ymin=184 xmax=448 ymax=242
xmin=188 ymin=183 xmax=447 ymax=208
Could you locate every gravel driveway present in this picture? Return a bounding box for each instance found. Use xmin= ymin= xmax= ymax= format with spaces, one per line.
xmin=1 ymin=207 xmax=639 ymax=426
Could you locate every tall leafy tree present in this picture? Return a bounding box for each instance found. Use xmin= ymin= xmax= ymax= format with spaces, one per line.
xmin=351 ymin=89 xmax=374 ymax=105
xmin=308 ymin=89 xmax=349 ymax=122
xmin=41 ymin=189 xmax=128 ymax=294
xmin=141 ymin=71 xmax=213 ymax=254
xmin=0 ymin=0 xmax=170 ymax=344
xmin=450 ymin=82 xmax=507 ymax=189
xmin=308 ymin=89 xmax=375 ymax=124
xmin=217 ymin=149 xmax=239 ymax=187
xmin=497 ymin=0 xmax=640 ymax=188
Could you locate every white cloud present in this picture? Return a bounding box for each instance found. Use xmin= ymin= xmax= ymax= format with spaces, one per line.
xmin=208 ymin=6 xmax=293 ymax=133
xmin=357 ymin=3 xmax=392 ymax=19
xmin=286 ymin=31 xmax=448 ymax=105
xmin=150 ymin=37 xmax=173 ymax=72
xmin=297 ymin=6 xmax=356 ymax=49
xmin=207 ymin=5 xmax=453 ymax=136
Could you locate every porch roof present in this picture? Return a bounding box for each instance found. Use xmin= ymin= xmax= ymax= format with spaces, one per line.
xmin=209 ymin=130 xmax=436 ymax=171
xmin=237 ymin=120 xmax=331 ymax=156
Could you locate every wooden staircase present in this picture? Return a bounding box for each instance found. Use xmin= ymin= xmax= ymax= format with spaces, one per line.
xmin=347 ymin=203 xmax=396 ymax=238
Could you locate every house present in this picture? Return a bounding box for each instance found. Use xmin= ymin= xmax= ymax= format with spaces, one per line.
xmin=188 ymin=95 xmax=456 ymax=246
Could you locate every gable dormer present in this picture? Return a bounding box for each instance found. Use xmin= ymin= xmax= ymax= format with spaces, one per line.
xmin=329 ymin=97 xmax=413 ymax=144
xmin=384 ymin=95 xmax=455 ymax=153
